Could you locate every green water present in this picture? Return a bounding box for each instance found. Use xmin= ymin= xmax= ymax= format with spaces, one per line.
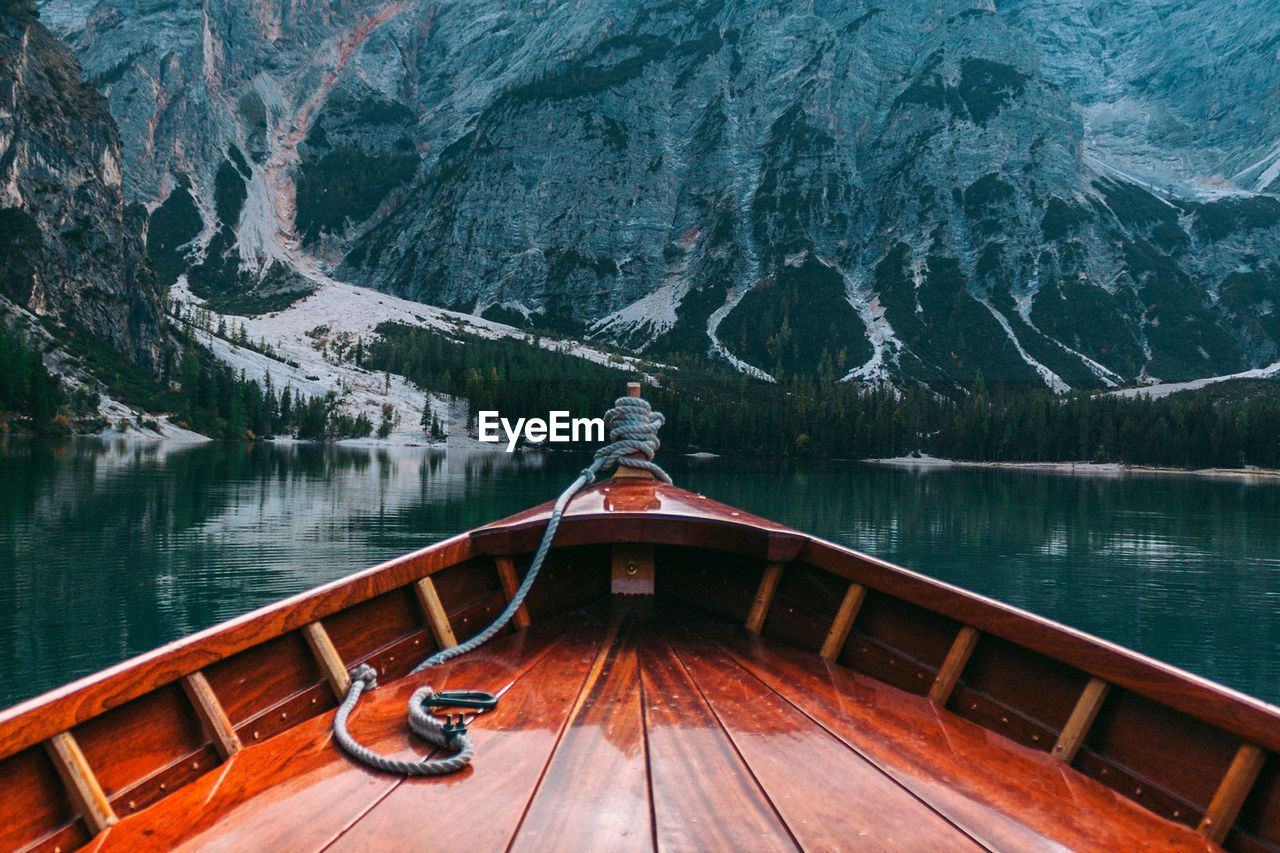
xmin=2 ymin=438 xmax=1278 ymax=709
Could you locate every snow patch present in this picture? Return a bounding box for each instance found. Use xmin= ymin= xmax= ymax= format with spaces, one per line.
xmin=1234 ymin=137 xmax=1280 ymax=193
xmin=705 ymin=282 xmax=775 ymax=382
xmin=171 ymin=273 xmax=661 ymax=445
xmin=981 ymin=301 xmax=1071 ymax=393
xmin=829 ymin=261 xmax=902 ymax=385
xmin=1108 ymin=360 xmax=1280 ymax=400
xmin=1016 ymin=293 xmax=1122 ymax=387
xmin=590 ymin=276 xmax=690 ymax=348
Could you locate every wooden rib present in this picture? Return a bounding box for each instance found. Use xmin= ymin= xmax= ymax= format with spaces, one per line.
xmin=819 ymin=582 xmax=866 ymax=660
xmin=300 ymin=621 xmax=351 ymax=701
xmin=181 ymin=671 xmax=242 ymax=760
xmin=413 ymin=576 xmax=457 ymax=649
xmin=95 ymin=618 xmax=588 ymax=853
xmin=1051 ymin=677 xmax=1110 ymax=763
xmin=494 ymin=557 xmax=532 ymax=629
xmin=745 ymin=562 xmax=784 ymax=634
xmin=1197 ymin=743 xmax=1267 ymax=844
xmin=44 ymin=731 xmax=116 ymax=835
xmin=929 ymin=625 xmax=980 ymax=705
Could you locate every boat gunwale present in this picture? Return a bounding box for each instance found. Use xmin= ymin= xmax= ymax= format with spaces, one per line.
xmin=1 ymin=479 xmax=1277 ymax=770
xmin=0 ymin=532 xmax=478 ymax=762
xmin=796 ymin=536 xmax=1280 ymax=754
xmin=472 ymin=483 xmax=1280 ymax=755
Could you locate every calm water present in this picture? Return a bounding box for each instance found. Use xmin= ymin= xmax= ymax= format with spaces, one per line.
xmin=2 ymin=438 xmax=1278 ymax=709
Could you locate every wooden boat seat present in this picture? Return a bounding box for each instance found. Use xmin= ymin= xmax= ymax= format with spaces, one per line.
xmin=86 ymin=602 xmax=1216 ymax=852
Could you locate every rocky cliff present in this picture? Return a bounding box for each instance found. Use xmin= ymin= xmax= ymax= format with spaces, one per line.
xmin=0 ymin=7 xmax=165 ymax=370
xmin=41 ymin=0 xmax=1280 ymax=391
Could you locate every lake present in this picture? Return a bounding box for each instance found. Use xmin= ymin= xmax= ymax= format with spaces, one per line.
xmin=1 ymin=438 xmax=1278 ymax=709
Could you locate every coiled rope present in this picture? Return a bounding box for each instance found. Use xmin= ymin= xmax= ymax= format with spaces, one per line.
xmin=333 ymin=393 xmax=671 ymax=775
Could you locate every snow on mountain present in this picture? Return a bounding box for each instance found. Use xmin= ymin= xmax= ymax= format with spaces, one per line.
xmin=169 ymin=271 xmax=656 ymax=444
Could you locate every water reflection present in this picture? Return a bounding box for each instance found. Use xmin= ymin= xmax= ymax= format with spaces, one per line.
xmin=676 ymin=459 xmax=1280 ymax=706
xmin=0 ymin=440 xmax=1277 ymax=709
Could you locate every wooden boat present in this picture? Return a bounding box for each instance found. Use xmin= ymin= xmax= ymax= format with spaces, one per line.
xmin=2 ymin=395 xmax=1279 ymax=852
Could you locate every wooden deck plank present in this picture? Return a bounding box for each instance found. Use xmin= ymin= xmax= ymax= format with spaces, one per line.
xmin=93 ymin=620 xmax=573 ymax=853
xmin=508 ymin=607 xmax=652 ymax=852
xmin=636 ymin=624 xmax=797 ymax=852
xmin=711 ymin=625 xmax=1219 ymax=853
xmin=668 ymin=628 xmax=984 ymax=853
xmin=321 ymin=614 xmax=610 ymax=852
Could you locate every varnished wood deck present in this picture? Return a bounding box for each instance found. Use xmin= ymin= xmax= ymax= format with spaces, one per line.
xmin=86 ymin=603 xmax=1217 ymax=852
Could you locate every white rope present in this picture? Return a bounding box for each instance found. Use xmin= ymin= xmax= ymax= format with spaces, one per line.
xmin=332 ymin=394 xmax=671 ymax=775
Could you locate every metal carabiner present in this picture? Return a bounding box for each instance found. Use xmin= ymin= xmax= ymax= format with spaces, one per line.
xmin=421 ymin=689 xmax=499 ymax=713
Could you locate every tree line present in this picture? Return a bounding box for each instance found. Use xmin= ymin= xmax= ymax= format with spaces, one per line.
xmin=7 ymin=312 xmax=1279 ymax=469
xmin=1 ymin=317 xmax=376 ymax=440
xmin=366 ymin=323 xmax=1280 ymax=470
xmin=0 ymin=320 xmax=69 ymax=432
xmin=168 ymin=343 xmax=374 ymax=440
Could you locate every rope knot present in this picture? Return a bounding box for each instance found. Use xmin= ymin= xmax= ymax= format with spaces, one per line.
xmin=350 ymin=664 xmax=378 ymax=690
xmin=586 ymin=394 xmax=672 ymax=484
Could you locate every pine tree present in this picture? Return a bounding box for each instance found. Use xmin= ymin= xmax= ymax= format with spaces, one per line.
xmin=378 ymin=403 xmax=397 ymax=439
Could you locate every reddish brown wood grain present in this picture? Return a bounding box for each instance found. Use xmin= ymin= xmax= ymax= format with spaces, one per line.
xmin=72 ymin=682 xmax=206 ymax=799
xmin=1 ymin=478 xmax=1278 ymax=850
xmin=520 ymin=545 xmax=611 ymax=620
xmin=798 ymin=537 xmax=1280 ymax=755
xmin=848 ymin=590 xmax=962 ymax=676
xmin=107 ymin=743 xmax=221 ymax=821
xmin=838 ymin=630 xmax=939 ymax=695
xmin=953 ymin=632 xmax=1089 ymax=736
xmin=1084 ymin=688 xmax=1241 ymax=814
xmin=711 ymin=623 xmax=1220 ymax=853
xmin=637 ymin=626 xmax=796 ymax=852
xmin=670 ymin=628 xmax=983 ymax=852
xmin=508 ymin=610 xmax=652 ymax=852
xmin=322 ymin=587 xmax=424 ymax=668
xmin=0 ymin=744 xmax=82 ymax=852
xmin=759 ymin=561 xmax=849 ymax=653
xmin=95 ymin=619 xmax=575 ymax=852
xmin=203 ymin=630 xmax=325 ymax=726
xmin=947 ymin=684 xmax=1059 ymax=753
xmin=470 ymin=481 xmax=807 ymax=562
xmin=325 ymin=616 xmax=609 ymax=851
xmin=25 ymin=819 xmax=88 ymax=853
xmin=1235 ymin=754 xmax=1280 ymax=852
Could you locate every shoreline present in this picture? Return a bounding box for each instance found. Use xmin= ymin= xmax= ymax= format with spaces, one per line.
xmin=9 ymin=435 xmax=1278 ymax=481
xmin=866 ymin=454 xmax=1280 ymax=480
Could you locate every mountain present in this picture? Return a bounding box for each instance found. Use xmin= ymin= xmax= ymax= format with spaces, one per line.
xmin=0 ymin=4 xmax=166 ymax=372
xmin=39 ymin=0 xmax=1280 ymax=393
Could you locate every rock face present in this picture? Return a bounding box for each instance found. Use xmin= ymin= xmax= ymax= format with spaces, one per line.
xmin=43 ymin=0 xmax=1280 ymax=390
xmin=0 ymin=9 xmax=165 ymax=370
